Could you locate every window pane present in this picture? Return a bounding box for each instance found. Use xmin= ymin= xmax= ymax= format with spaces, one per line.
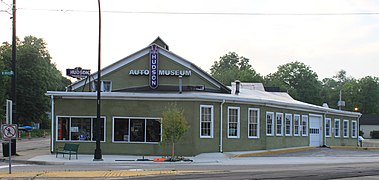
xmin=71 ymin=118 xmax=91 ymax=141
xmin=146 ymin=119 xmax=161 ymax=142
xmin=201 ymin=106 xmax=213 ymax=137
xmin=130 ymin=119 xmax=145 ymax=142
xmin=114 ymin=118 xmax=129 ymax=141
xmin=57 ymin=117 xmax=70 ymax=140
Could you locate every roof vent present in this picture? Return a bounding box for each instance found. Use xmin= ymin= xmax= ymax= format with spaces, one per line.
xmin=235 ymin=80 xmax=241 ymax=95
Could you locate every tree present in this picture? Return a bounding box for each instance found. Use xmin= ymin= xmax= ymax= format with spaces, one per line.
xmin=0 ymin=42 xmax=11 ymax=121
xmin=356 ymin=76 xmax=379 ymax=114
xmin=265 ymin=61 xmax=322 ymax=105
xmin=162 ymin=105 xmax=189 ymax=160
xmin=0 ymin=36 xmax=70 ymax=127
xmin=210 ymin=52 xmax=263 ymax=85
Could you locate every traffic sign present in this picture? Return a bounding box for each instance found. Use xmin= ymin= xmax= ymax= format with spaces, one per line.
xmin=1 ymin=71 xmax=14 ymax=76
xmin=1 ymin=124 xmax=18 ymax=140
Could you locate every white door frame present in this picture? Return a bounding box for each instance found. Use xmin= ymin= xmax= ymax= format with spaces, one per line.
xmin=309 ymin=114 xmax=323 ymax=146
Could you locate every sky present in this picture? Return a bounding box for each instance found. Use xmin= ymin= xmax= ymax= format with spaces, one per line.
xmin=1 ymin=0 xmax=379 ymax=80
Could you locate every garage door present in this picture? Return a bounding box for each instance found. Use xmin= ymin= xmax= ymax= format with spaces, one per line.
xmin=309 ymin=115 xmax=322 ymax=146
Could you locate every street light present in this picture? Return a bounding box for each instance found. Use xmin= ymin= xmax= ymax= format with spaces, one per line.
xmin=94 ymin=0 xmax=102 ymax=161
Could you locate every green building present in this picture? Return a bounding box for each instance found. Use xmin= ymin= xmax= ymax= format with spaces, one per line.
xmin=46 ymin=38 xmax=361 ymax=156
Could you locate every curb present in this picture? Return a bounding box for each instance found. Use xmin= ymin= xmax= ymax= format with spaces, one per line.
xmin=330 ymin=146 xmax=379 ymax=151
xmin=234 ymin=147 xmax=316 ymax=157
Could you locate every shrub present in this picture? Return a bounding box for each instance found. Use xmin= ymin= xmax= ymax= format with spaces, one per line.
xmin=370 ymin=131 xmax=379 ymax=139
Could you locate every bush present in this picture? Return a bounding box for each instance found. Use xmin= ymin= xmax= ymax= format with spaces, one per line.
xmin=370 ymin=131 xmax=379 ymax=139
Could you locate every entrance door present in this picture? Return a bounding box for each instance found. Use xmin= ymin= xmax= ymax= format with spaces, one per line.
xmin=309 ymin=115 xmax=322 ymax=146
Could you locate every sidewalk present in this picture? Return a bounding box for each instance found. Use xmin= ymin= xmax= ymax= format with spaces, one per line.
xmin=3 ymin=137 xmax=379 ymax=178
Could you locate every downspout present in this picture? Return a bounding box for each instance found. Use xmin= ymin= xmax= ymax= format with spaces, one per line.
xmin=51 ymin=95 xmax=54 ymax=153
xmin=323 ymin=111 xmax=328 ymax=147
xmin=220 ymin=99 xmax=225 ymax=153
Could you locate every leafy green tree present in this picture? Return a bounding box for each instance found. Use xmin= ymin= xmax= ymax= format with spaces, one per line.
xmin=162 ymin=105 xmax=189 ymax=160
xmin=0 ymin=42 xmax=11 ymax=121
xmin=356 ymin=76 xmax=379 ymax=114
xmin=0 ymin=36 xmax=70 ymax=127
xmin=210 ymin=52 xmax=263 ymax=85
xmin=265 ymin=61 xmax=322 ymax=105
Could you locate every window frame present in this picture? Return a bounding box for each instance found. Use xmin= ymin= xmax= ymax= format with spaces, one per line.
xmin=285 ymin=113 xmax=292 ymax=136
xmin=302 ymin=115 xmax=308 ymax=137
xmin=276 ymin=113 xmax=284 ymax=136
xmin=200 ymin=105 xmax=214 ymax=138
xmin=325 ymin=118 xmax=331 ymax=138
xmin=227 ymin=107 xmax=240 ymax=138
xmin=266 ymin=112 xmax=274 ymax=136
xmin=351 ymin=120 xmax=357 ymax=138
xmin=334 ymin=119 xmax=340 ymax=138
xmin=112 ymin=116 xmax=162 ymax=144
xmin=248 ymin=108 xmax=260 ymax=139
xmin=343 ymin=119 xmax=349 ymax=138
xmin=294 ymin=114 xmax=300 ymax=136
xmin=56 ymin=116 xmax=106 ymax=142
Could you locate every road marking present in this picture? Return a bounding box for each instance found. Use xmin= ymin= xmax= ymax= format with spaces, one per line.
xmin=0 ymin=164 xmax=31 ymax=169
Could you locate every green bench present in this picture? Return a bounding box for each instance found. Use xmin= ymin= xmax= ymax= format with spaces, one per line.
xmin=55 ymin=143 xmax=79 ymax=160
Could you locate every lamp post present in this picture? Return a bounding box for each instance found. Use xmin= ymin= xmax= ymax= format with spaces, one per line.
xmin=94 ymin=0 xmax=102 ymax=161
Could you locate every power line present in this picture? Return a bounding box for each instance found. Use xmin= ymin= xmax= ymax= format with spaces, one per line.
xmin=16 ymin=8 xmax=379 ymax=16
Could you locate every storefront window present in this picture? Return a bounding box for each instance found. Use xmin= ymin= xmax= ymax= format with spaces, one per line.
xmin=113 ymin=117 xmax=161 ymax=143
xmin=57 ymin=116 xmax=105 ymax=141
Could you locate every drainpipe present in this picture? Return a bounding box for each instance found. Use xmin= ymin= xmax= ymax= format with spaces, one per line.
xmin=357 ymin=114 xmax=362 ymax=145
xmin=220 ymin=99 xmax=225 ymax=153
xmin=323 ymin=111 xmax=327 ymax=147
xmin=51 ymin=95 xmax=54 ymax=152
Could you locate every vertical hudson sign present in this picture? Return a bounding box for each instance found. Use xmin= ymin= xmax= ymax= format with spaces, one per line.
xmin=149 ymin=45 xmax=158 ymax=89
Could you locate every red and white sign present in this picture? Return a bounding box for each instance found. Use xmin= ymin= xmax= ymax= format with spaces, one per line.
xmin=1 ymin=124 xmax=18 ymax=140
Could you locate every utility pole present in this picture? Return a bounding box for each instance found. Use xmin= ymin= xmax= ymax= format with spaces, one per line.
xmin=94 ymin=0 xmax=102 ymax=161
xmin=11 ymin=0 xmax=17 ymax=124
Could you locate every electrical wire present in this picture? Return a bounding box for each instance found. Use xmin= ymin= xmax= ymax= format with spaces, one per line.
xmin=14 ymin=7 xmax=379 ymax=16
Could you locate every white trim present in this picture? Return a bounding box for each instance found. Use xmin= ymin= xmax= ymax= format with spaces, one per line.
xmin=293 ymin=114 xmax=300 ymax=136
xmin=46 ymin=91 xmax=360 ymax=118
xmin=227 ymin=106 xmax=240 ymax=138
xmin=334 ymin=119 xmax=341 ymax=138
xmin=51 ymin=95 xmax=54 ymax=152
xmin=112 ymin=116 xmax=162 ymax=144
xmin=302 ymin=115 xmax=309 ymax=137
xmin=220 ymin=100 xmax=225 ymax=152
xmin=343 ymin=119 xmax=349 ymax=138
xmin=266 ymin=112 xmax=274 ymax=136
xmin=200 ymin=105 xmax=214 ymax=138
xmin=325 ymin=118 xmax=332 ymax=138
xmin=55 ymin=116 xmax=106 ymax=142
xmin=276 ymin=113 xmax=284 ymax=136
xmin=285 ymin=113 xmax=292 ymax=136
xmin=248 ymin=108 xmax=260 ymax=139
xmin=351 ymin=120 xmax=358 ymax=138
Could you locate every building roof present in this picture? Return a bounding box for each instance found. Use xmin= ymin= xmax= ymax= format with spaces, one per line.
xmin=360 ymin=114 xmax=379 ymax=125
xmin=47 ymin=83 xmax=361 ymax=118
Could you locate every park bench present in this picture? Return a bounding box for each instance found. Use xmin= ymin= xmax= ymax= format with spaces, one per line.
xmin=55 ymin=143 xmax=79 ymax=160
